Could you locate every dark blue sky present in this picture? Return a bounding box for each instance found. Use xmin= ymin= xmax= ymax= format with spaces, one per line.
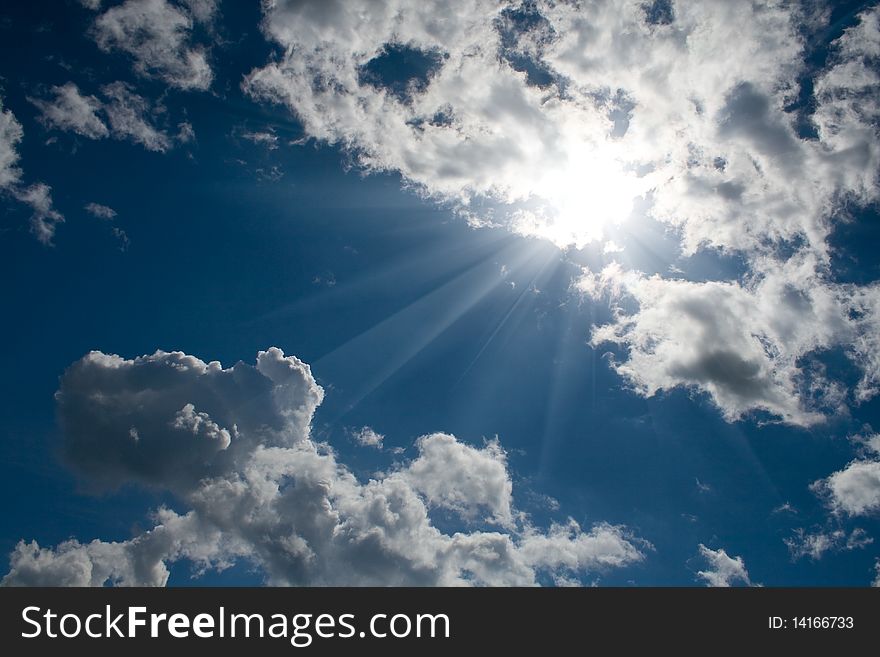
xmin=1 ymin=0 xmax=879 ymax=586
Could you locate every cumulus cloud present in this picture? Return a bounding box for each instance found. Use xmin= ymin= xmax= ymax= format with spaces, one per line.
xmin=243 ymin=1 xmax=877 ymax=253
xmin=29 ymin=83 xmax=109 ymax=139
xmin=874 ymin=559 xmax=880 ymax=587
xmin=91 ymin=0 xmax=215 ymax=91
xmin=695 ymin=544 xmax=754 ymax=587
xmin=55 ymin=346 xmax=321 ymax=491
xmin=811 ymin=435 xmax=880 ymax=517
xmin=582 ymin=254 xmax=856 ymax=425
xmin=239 ymin=1 xmax=880 ymax=428
xmin=815 ymin=461 xmax=880 ymax=516
xmin=399 ymin=433 xmax=513 ymax=526
xmin=3 ymin=347 xmax=647 ymax=586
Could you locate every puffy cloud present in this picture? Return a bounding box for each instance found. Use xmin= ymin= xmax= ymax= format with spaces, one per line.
xmin=784 ymin=527 xmax=873 ymax=561
xmin=79 ymin=0 xmax=102 ymax=10
xmin=3 ymin=347 xmax=647 ymax=586
xmin=583 ymin=255 xmax=853 ymax=425
xmin=243 ymin=1 xmax=877 ymax=255
xmin=519 ymin=521 xmax=647 ymax=573
xmin=84 ymin=202 xmax=117 ymax=220
xmin=171 ymin=403 xmax=233 ymax=450
xmin=800 ymin=434 xmax=880 ymax=563
xmin=812 ymin=461 xmax=880 ymax=517
xmin=695 ymin=544 xmax=753 ymax=587
xmin=398 ymin=433 xmax=513 ymax=526
xmin=91 ymin=0 xmax=214 ymax=91
xmin=2 ymin=510 xmax=240 ymax=587
xmin=28 ymin=83 xmax=109 ymax=140
xmin=56 ymin=346 xmax=321 ymax=491
xmin=810 ymin=433 xmax=880 ymax=517
xmin=874 ymin=559 xmax=880 ymax=587
xmin=101 ymin=82 xmax=172 ymax=152
xmin=351 ymin=426 xmax=384 ymax=449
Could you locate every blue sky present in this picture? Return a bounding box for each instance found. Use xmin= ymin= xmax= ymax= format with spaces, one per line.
xmin=1 ymin=0 xmax=879 ymax=586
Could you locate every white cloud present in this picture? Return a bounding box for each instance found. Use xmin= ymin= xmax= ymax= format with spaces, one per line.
xmin=240 ymin=2 xmax=880 ymax=427
xmin=784 ymin=527 xmax=873 ymax=561
xmin=15 ymin=183 xmax=64 ymax=245
xmin=111 ymin=226 xmax=130 ymax=251
xmin=1 ymin=510 xmax=239 ymax=587
xmin=351 ymin=426 xmax=384 ymax=449
xmin=3 ymin=347 xmax=647 ymax=586
xmin=695 ymin=544 xmax=753 ymax=587
xmin=29 ymin=83 xmax=109 ymax=140
xmin=84 ymin=202 xmax=117 ymax=220
xmin=240 ymin=130 xmax=279 ymax=150
xmin=101 ymin=82 xmax=172 ymax=152
xmin=55 ymin=346 xmax=322 ymax=491
xmin=171 ymin=403 xmax=233 ymax=450
xmin=846 ymin=285 xmax=880 ymax=403
xmin=79 ymin=0 xmax=102 ymax=10
xmin=0 ymin=101 xmax=24 ymax=189
xmin=180 ymin=0 xmax=218 ymax=25
xmin=28 ymin=81 xmax=184 ymax=154
xmin=812 ymin=460 xmax=880 ymax=517
xmin=874 ymin=559 xmax=880 ymax=587
xmin=809 ymin=433 xmax=880 ymax=517
xmin=91 ymin=0 xmax=214 ymax=91
xmin=583 ymin=255 xmax=852 ymax=425
xmin=519 ymin=521 xmax=647 ymax=574
xmin=176 ymin=121 xmax=196 ymax=144
xmin=0 ymin=98 xmax=65 ymax=244
xmin=812 ymin=6 xmax=880 ymax=206
xmin=398 ymin=433 xmax=513 ymax=526
xmin=85 ymin=202 xmax=130 ymax=249
xmin=243 ymin=1 xmax=877 ymax=254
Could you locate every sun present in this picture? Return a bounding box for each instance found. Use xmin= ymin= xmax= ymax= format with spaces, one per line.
xmin=516 ymin=145 xmax=650 ymax=250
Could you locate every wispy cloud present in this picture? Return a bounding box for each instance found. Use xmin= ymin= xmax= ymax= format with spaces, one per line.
xmin=91 ymin=0 xmax=215 ymax=91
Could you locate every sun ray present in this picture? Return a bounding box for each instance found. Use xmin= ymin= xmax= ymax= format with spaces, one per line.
xmin=453 ymin=245 xmax=562 ymax=387
xmin=315 ymin=237 xmax=543 ymax=418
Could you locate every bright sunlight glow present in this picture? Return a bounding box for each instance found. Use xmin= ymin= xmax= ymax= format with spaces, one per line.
xmin=513 ymin=143 xmax=652 ymax=250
